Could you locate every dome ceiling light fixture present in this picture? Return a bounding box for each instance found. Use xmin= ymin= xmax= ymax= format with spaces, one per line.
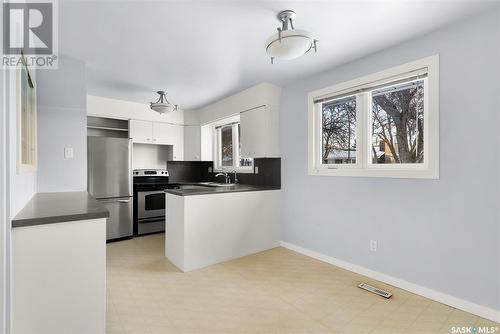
xmin=265 ymin=10 xmax=318 ymax=64
xmin=150 ymin=90 xmax=178 ymax=114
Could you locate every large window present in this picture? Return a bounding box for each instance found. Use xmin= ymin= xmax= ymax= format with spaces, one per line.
xmin=214 ymin=120 xmax=253 ymax=171
xmin=309 ymin=55 xmax=439 ymax=178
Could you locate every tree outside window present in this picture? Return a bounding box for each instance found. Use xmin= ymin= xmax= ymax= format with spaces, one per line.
xmin=371 ymin=80 xmax=424 ymax=164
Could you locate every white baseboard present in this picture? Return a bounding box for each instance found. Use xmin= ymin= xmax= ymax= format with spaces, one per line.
xmin=280 ymin=241 xmax=500 ymax=323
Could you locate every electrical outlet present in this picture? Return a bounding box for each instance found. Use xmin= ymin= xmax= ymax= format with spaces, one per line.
xmin=254 ymin=166 xmax=259 ymax=174
xmin=64 ymin=147 xmax=74 ymax=159
xmin=370 ymin=240 xmax=378 ymax=252
xmin=208 ymin=166 xmax=212 ymax=173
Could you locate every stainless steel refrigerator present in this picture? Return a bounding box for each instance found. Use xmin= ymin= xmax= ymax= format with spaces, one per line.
xmin=88 ymin=137 xmax=132 ymax=240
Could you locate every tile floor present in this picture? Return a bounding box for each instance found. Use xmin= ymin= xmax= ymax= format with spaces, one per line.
xmin=107 ymin=234 xmax=498 ymax=334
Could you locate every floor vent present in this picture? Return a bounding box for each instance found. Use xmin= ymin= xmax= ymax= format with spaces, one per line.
xmin=358 ymin=283 xmax=392 ymax=298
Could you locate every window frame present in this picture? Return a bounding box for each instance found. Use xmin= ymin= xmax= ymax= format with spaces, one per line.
xmin=17 ymin=64 xmax=37 ymax=173
xmin=315 ymin=94 xmax=362 ymax=170
xmin=212 ymin=116 xmax=254 ymax=173
xmin=308 ymin=55 xmax=439 ymax=179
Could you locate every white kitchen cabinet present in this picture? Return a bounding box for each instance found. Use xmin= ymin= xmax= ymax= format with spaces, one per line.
xmin=12 ymin=218 xmax=106 ymax=334
xmin=152 ymin=122 xmax=176 ymax=145
xmin=129 ymin=119 xmax=153 ymax=143
xmin=240 ymin=105 xmax=279 ymax=158
xmin=184 ymin=125 xmax=201 ymax=161
xmin=130 ymin=120 xmax=184 ymax=160
xmin=170 ymin=124 xmax=184 ymax=161
xmin=166 ymin=189 xmax=280 ymax=272
xmin=200 ymin=125 xmax=213 ymax=161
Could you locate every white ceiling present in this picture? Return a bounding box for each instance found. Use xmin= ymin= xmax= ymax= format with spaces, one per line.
xmin=59 ymin=0 xmax=493 ymax=110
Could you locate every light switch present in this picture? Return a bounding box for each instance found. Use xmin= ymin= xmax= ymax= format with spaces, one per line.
xmin=64 ymin=147 xmax=74 ymax=159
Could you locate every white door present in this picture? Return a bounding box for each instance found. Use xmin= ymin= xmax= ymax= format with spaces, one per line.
xmin=129 ymin=120 xmax=153 ymax=144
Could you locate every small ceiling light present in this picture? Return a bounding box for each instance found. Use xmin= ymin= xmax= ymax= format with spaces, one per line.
xmin=150 ymin=91 xmax=178 ymax=114
xmin=265 ymin=10 xmax=317 ymax=64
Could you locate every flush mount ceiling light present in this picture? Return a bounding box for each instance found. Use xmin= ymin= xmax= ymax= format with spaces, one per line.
xmin=265 ymin=10 xmax=318 ymax=64
xmin=150 ymin=91 xmax=178 ymax=114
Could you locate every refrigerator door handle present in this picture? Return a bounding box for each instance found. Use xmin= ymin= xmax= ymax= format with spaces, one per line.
xmin=98 ymin=198 xmax=131 ymax=204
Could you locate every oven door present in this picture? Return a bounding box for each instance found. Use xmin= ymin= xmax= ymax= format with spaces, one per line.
xmin=137 ymin=190 xmax=165 ymax=219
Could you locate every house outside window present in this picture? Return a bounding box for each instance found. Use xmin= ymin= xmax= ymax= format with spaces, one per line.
xmin=308 ymin=55 xmax=439 ymax=179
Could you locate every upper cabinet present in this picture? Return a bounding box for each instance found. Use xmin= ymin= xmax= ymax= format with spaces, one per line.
xmin=196 ymin=83 xmax=281 ymax=160
xmin=184 ymin=126 xmax=201 ymax=161
xmin=129 ymin=120 xmax=184 ymax=160
xmin=129 ymin=120 xmax=153 ymax=143
xmin=240 ymin=106 xmax=279 ymax=158
xmin=152 ymin=122 xmax=176 ymax=145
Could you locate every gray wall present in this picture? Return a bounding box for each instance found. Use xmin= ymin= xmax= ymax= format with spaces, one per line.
xmin=37 ymin=56 xmax=87 ymax=192
xmin=280 ymin=8 xmax=500 ymax=311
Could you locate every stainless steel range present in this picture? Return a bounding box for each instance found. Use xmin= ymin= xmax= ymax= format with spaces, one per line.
xmin=133 ymin=169 xmax=170 ymax=236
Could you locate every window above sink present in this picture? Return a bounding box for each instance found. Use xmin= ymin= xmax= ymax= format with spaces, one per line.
xmin=211 ymin=115 xmax=254 ymax=173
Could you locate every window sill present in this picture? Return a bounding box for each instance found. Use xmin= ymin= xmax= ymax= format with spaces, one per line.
xmin=308 ymin=167 xmax=439 ymax=179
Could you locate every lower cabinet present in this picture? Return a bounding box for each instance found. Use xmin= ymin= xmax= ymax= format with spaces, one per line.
xmin=166 ymin=190 xmax=280 ymax=272
xmin=11 ymin=219 xmax=106 ymax=334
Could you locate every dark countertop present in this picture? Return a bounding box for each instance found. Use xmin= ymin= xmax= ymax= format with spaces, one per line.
xmin=12 ymin=191 xmax=110 ymax=228
xmin=165 ymin=183 xmax=280 ymax=196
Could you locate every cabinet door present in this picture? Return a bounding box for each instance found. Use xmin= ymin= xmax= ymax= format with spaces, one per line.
xmin=171 ymin=125 xmax=184 ymax=161
xmin=240 ymin=106 xmax=268 ymax=158
xmin=152 ymin=122 xmax=175 ymax=145
xmin=129 ymin=120 xmax=153 ymax=144
xmin=153 ymin=122 xmax=184 ymax=160
xmin=184 ymin=126 xmax=201 ymax=161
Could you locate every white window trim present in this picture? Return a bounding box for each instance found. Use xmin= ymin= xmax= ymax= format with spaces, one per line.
xmin=308 ymin=55 xmax=439 ymax=179
xmin=17 ymin=67 xmax=37 ymax=173
xmin=212 ymin=116 xmax=254 ymax=173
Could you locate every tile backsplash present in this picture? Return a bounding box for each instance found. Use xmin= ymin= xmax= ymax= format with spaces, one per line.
xmin=167 ymin=158 xmax=280 ymax=188
xmin=167 ymin=161 xmax=213 ymax=183
xmin=236 ymin=158 xmax=280 ymax=188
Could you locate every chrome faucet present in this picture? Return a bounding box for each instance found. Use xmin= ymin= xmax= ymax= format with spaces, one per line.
xmin=215 ymin=172 xmax=231 ymax=184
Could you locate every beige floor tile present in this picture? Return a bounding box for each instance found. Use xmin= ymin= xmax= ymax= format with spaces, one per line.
xmin=106 ymin=234 xmax=496 ymax=334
